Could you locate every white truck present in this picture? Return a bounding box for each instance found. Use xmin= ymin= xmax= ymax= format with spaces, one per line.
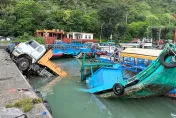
xmin=11 ymin=40 xmax=67 ymax=77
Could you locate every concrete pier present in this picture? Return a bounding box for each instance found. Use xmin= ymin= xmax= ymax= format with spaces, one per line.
xmin=0 ymin=49 xmax=52 ymax=118
xmin=0 ymin=43 xmax=9 ymax=49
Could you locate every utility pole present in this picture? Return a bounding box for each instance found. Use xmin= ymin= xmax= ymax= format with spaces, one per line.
xmin=158 ymin=28 xmax=161 ymax=46
xmin=109 ymin=17 xmax=112 ymax=23
xmin=100 ymin=23 xmax=105 ymax=43
xmin=81 ymin=27 xmax=82 ymax=32
xmin=125 ymin=12 xmax=129 ymax=24
xmin=110 ymin=34 xmax=112 ymax=42
xmin=169 ymin=18 xmax=171 ymax=25
xmin=146 ymin=27 xmax=149 ymax=39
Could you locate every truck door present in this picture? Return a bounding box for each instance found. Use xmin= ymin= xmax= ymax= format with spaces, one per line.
xmin=32 ymin=46 xmax=45 ymax=62
xmin=28 ymin=41 xmax=44 ymax=63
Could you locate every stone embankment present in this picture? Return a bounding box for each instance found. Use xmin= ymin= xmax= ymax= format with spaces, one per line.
xmin=0 ymin=49 xmax=52 ymax=118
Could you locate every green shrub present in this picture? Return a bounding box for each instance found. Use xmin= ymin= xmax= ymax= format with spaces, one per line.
xmin=5 ymin=98 xmax=42 ymax=112
xmin=32 ymin=98 xmax=42 ymax=104
xmin=34 ymin=37 xmax=44 ymax=44
xmin=5 ymin=104 xmax=14 ymax=108
xmin=15 ymin=33 xmax=44 ymax=44
xmin=22 ymin=103 xmax=33 ymax=113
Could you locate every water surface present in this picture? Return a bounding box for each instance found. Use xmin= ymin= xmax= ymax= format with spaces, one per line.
xmin=29 ymin=58 xmax=176 ymax=118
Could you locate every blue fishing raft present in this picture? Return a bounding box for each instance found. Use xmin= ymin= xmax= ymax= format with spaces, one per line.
xmin=51 ymin=41 xmax=95 ymax=58
xmin=80 ymin=44 xmax=176 ymax=98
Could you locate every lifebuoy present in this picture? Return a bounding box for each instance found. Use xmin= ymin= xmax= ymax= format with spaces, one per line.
xmin=113 ymin=83 xmax=124 ymax=96
xmin=160 ymin=49 xmax=176 ymax=68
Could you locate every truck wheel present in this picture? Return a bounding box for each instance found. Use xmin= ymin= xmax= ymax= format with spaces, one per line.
xmin=113 ymin=83 xmax=124 ymax=96
xmin=17 ymin=57 xmax=30 ymax=72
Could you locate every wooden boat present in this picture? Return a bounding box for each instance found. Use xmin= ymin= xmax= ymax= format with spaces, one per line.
xmin=52 ymin=49 xmax=64 ymax=59
xmin=80 ymin=43 xmax=176 ymax=98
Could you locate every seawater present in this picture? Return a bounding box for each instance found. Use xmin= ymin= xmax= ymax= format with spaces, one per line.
xmin=29 ymin=58 xmax=176 ymax=118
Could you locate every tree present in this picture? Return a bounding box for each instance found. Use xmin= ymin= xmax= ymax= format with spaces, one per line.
xmin=98 ymin=4 xmax=129 ymax=25
xmin=129 ymin=21 xmax=149 ymax=38
xmin=13 ymin=0 xmax=47 ymax=36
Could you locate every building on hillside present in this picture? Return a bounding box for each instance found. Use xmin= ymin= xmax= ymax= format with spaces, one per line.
xmin=35 ymin=30 xmax=97 ymax=44
xmin=67 ymin=32 xmax=97 ymax=43
xmin=35 ymin=29 xmax=68 ymax=44
xmin=67 ymin=32 xmax=93 ymax=40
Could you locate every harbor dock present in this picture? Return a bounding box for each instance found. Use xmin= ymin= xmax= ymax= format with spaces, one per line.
xmin=0 ymin=49 xmax=52 ymax=118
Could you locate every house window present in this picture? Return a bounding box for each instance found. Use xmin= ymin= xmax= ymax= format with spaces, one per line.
xmin=69 ymin=34 xmax=72 ymax=38
xmin=89 ymin=35 xmax=91 ymax=39
xmin=41 ymin=33 xmax=43 ymax=37
xmin=53 ymin=34 xmax=56 ymax=37
xmin=85 ymin=35 xmax=87 ymax=39
xmin=49 ymin=33 xmax=52 ymax=37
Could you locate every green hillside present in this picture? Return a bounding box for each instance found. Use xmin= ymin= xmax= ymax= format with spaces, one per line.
xmin=0 ymin=0 xmax=176 ymax=42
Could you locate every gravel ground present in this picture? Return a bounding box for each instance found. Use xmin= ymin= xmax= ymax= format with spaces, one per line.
xmin=0 ymin=49 xmax=52 ymax=118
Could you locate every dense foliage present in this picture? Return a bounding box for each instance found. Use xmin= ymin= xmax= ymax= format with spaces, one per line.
xmin=0 ymin=0 xmax=176 ymax=42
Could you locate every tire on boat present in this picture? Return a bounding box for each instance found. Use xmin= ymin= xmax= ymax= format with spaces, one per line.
xmin=160 ymin=49 xmax=176 ymax=68
xmin=113 ymin=83 xmax=124 ymax=96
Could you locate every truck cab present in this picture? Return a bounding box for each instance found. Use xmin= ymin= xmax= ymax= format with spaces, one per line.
xmin=12 ymin=40 xmax=46 ymax=63
xmin=11 ymin=40 xmax=46 ymax=72
xmin=10 ymin=40 xmax=67 ymax=77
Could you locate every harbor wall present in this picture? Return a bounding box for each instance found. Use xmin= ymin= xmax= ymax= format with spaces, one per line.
xmin=0 ymin=49 xmax=52 ymax=118
xmin=0 ymin=43 xmax=9 ymax=49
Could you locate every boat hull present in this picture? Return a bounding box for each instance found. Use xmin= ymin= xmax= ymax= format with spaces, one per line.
xmin=52 ymin=53 xmax=63 ymax=59
xmin=52 ymin=49 xmax=64 ymax=59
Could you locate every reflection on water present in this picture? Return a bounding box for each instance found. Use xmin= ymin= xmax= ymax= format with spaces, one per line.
xmin=29 ymin=58 xmax=176 ymax=118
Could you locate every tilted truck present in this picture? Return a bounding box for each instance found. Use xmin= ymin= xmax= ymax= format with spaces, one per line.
xmin=10 ymin=40 xmax=67 ymax=77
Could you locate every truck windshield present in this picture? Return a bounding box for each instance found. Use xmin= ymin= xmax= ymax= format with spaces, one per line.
xmin=28 ymin=41 xmax=38 ymax=49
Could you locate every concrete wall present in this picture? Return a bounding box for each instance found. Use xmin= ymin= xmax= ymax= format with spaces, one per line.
xmin=0 ymin=43 xmax=10 ymax=49
xmin=0 ymin=49 xmax=52 ymax=118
